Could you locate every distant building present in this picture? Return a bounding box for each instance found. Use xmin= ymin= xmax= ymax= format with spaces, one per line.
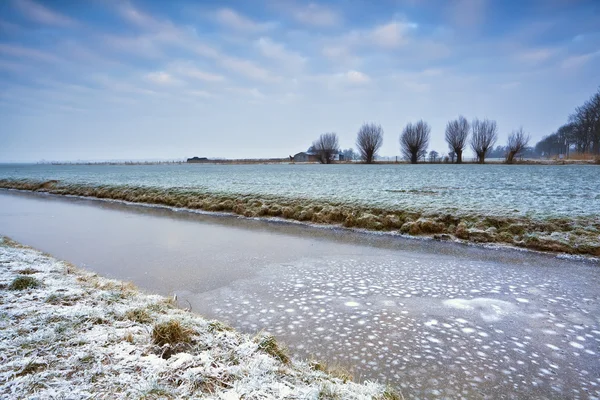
xmin=292 ymin=152 xmax=320 ymax=162
xmin=187 ymin=156 xmax=208 ymax=163
xmin=292 ymin=152 xmax=346 ymax=162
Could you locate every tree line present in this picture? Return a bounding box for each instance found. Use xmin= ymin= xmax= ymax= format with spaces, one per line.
xmin=535 ymin=87 xmax=600 ymax=157
xmin=310 ymin=117 xmax=530 ymax=164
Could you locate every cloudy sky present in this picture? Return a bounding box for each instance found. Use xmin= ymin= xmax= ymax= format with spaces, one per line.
xmin=0 ymin=0 xmax=599 ymax=162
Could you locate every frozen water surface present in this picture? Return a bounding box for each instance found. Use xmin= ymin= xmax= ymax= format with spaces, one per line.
xmin=1 ymin=191 xmax=599 ymax=399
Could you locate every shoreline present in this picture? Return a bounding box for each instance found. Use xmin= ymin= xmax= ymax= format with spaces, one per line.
xmin=1 ymin=179 xmax=599 ymax=257
xmin=16 ymin=157 xmax=600 ymax=166
xmin=0 ymin=236 xmax=395 ymax=399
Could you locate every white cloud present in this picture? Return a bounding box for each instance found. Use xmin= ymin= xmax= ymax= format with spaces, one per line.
xmin=187 ymin=90 xmax=213 ymax=98
xmin=116 ymin=2 xmax=166 ymax=31
xmin=291 ymin=3 xmax=341 ymax=27
xmin=0 ymin=59 xmax=28 ymax=72
xmin=517 ymin=48 xmax=556 ymax=64
xmin=255 ymin=37 xmax=306 ymax=71
xmin=214 ymin=8 xmax=275 ymax=33
xmin=92 ymin=75 xmax=157 ymax=96
xmin=0 ymin=43 xmax=61 ymax=63
xmin=112 ymin=3 xmax=278 ymax=84
xmin=219 ymin=56 xmax=279 ymax=83
xmin=101 ymin=34 xmax=164 ymax=59
xmin=144 ymin=71 xmax=181 ymax=86
xmin=226 ymin=87 xmax=266 ymax=100
xmin=370 ymin=21 xmax=417 ymax=48
xmin=12 ymin=0 xmax=76 ymax=27
xmin=169 ymin=61 xmax=225 ymax=82
xmin=345 ymin=70 xmax=370 ymax=84
xmin=560 ymin=50 xmax=600 ymax=70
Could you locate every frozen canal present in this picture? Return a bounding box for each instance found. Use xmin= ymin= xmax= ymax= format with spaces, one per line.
xmin=1 ymin=190 xmax=599 ymax=399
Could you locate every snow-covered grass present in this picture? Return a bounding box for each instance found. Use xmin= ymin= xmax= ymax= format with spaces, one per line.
xmin=1 ymin=179 xmax=599 ymax=256
xmin=0 ymin=237 xmax=397 ymax=399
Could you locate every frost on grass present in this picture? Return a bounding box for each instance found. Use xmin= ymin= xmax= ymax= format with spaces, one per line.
xmin=1 ymin=179 xmax=599 ymax=256
xmin=0 ymin=236 xmax=389 ymax=399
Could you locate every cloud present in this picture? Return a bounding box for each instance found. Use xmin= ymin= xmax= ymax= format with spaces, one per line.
xmin=92 ymin=75 xmax=157 ymax=96
xmin=226 ymin=86 xmax=266 ymax=100
xmin=344 ymin=70 xmax=370 ymax=84
xmin=169 ymin=61 xmax=225 ymax=82
xmin=12 ymin=0 xmax=76 ymax=27
xmin=560 ymin=50 xmax=600 ymax=70
xmin=187 ymin=90 xmax=213 ymax=98
xmin=0 ymin=59 xmax=27 ymax=72
xmin=112 ymin=3 xmax=278 ymax=83
xmin=370 ymin=21 xmax=417 ymax=48
xmin=517 ymin=48 xmax=557 ymax=64
xmin=214 ymin=8 xmax=275 ymax=33
xmin=290 ymin=3 xmax=341 ymax=27
xmin=0 ymin=43 xmax=61 ymax=63
xmin=219 ymin=56 xmax=279 ymax=83
xmin=116 ymin=2 xmax=166 ymax=31
xmin=255 ymin=37 xmax=306 ymax=71
xmin=144 ymin=71 xmax=181 ymax=86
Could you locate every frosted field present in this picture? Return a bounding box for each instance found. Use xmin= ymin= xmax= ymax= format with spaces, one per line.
xmin=1 ymin=163 xmax=599 ymax=218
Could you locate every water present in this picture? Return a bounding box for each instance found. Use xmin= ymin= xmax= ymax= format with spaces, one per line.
xmin=1 ymin=191 xmax=599 ymax=399
xmin=1 ymin=163 xmax=599 ymax=218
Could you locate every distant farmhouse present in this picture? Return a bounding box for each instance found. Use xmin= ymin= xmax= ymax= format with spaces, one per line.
xmin=187 ymin=156 xmax=208 ymax=163
xmin=292 ymin=151 xmax=319 ymax=162
xmin=292 ymin=151 xmax=344 ymax=162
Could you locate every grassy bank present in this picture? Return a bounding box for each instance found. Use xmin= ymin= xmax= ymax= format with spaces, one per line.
xmin=1 ymin=179 xmax=599 ymax=257
xmin=0 ymin=236 xmax=399 ymax=399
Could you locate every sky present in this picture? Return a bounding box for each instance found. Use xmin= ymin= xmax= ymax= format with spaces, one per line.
xmin=0 ymin=0 xmax=599 ymax=162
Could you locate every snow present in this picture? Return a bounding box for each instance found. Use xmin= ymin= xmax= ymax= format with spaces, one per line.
xmin=0 ymin=237 xmax=388 ymax=399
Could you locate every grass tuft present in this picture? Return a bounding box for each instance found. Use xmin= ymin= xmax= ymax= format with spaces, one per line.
xmin=125 ymin=308 xmax=153 ymax=324
xmin=152 ymin=320 xmax=194 ymax=347
xmin=378 ymin=387 xmax=404 ymax=400
xmin=16 ymin=361 xmax=46 ymax=377
xmin=207 ymin=320 xmax=234 ymax=333
xmin=9 ymin=275 xmax=41 ymax=290
xmin=16 ymin=267 xmax=39 ymax=275
xmin=255 ymin=334 xmax=290 ymax=364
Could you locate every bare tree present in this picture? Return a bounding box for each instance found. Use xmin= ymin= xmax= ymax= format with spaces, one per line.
xmin=445 ymin=116 xmax=470 ymax=163
xmin=356 ymin=123 xmax=384 ymax=164
xmin=400 ymin=120 xmax=430 ymax=164
xmin=505 ymin=128 xmax=530 ymax=164
xmin=428 ymin=150 xmax=439 ymax=163
xmin=448 ymin=150 xmax=456 ymax=163
xmin=313 ymin=132 xmax=340 ymax=164
xmin=470 ymin=118 xmax=498 ymax=164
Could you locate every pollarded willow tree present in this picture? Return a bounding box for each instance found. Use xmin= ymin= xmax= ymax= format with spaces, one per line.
xmin=445 ymin=116 xmax=470 ymax=163
xmin=471 ymin=118 xmax=498 ymax=164
xmin=356 ymin=123 xmax=384 ymax=164
xmin=505 ymin=127 xmax=530 ymax=164
xmin=313 ymin=132 xmax=340 ymax=164
xmin=400 ymin=120 xmax=430 ymax=164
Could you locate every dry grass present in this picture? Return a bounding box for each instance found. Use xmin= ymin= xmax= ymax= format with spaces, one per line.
xmin=124 ymin=308 xmax=153 ymax=324
xmin=151 ymin=320 xmax=194 ymax=347
xmin=309 ymin=360 xmax=353 ymax=383
xmin=15 ymin=267 xmax=39 ymax=275
xmin=255 ymin=334 xmax=290 ymax=364
xmin=9 ymin=275 xmax=41 ymax=290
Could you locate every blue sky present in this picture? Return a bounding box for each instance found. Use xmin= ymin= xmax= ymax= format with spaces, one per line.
xmin=0 ymin=0 xmax=599 ymax=162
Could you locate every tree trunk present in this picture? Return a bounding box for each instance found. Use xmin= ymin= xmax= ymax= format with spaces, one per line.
xmin=456 ymin=150 xmax=462 ymax=164
xmin=506 ymin=151 xmax=515 ymax=164
xmin=411 ymin=153 xmax=418 ymax=164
